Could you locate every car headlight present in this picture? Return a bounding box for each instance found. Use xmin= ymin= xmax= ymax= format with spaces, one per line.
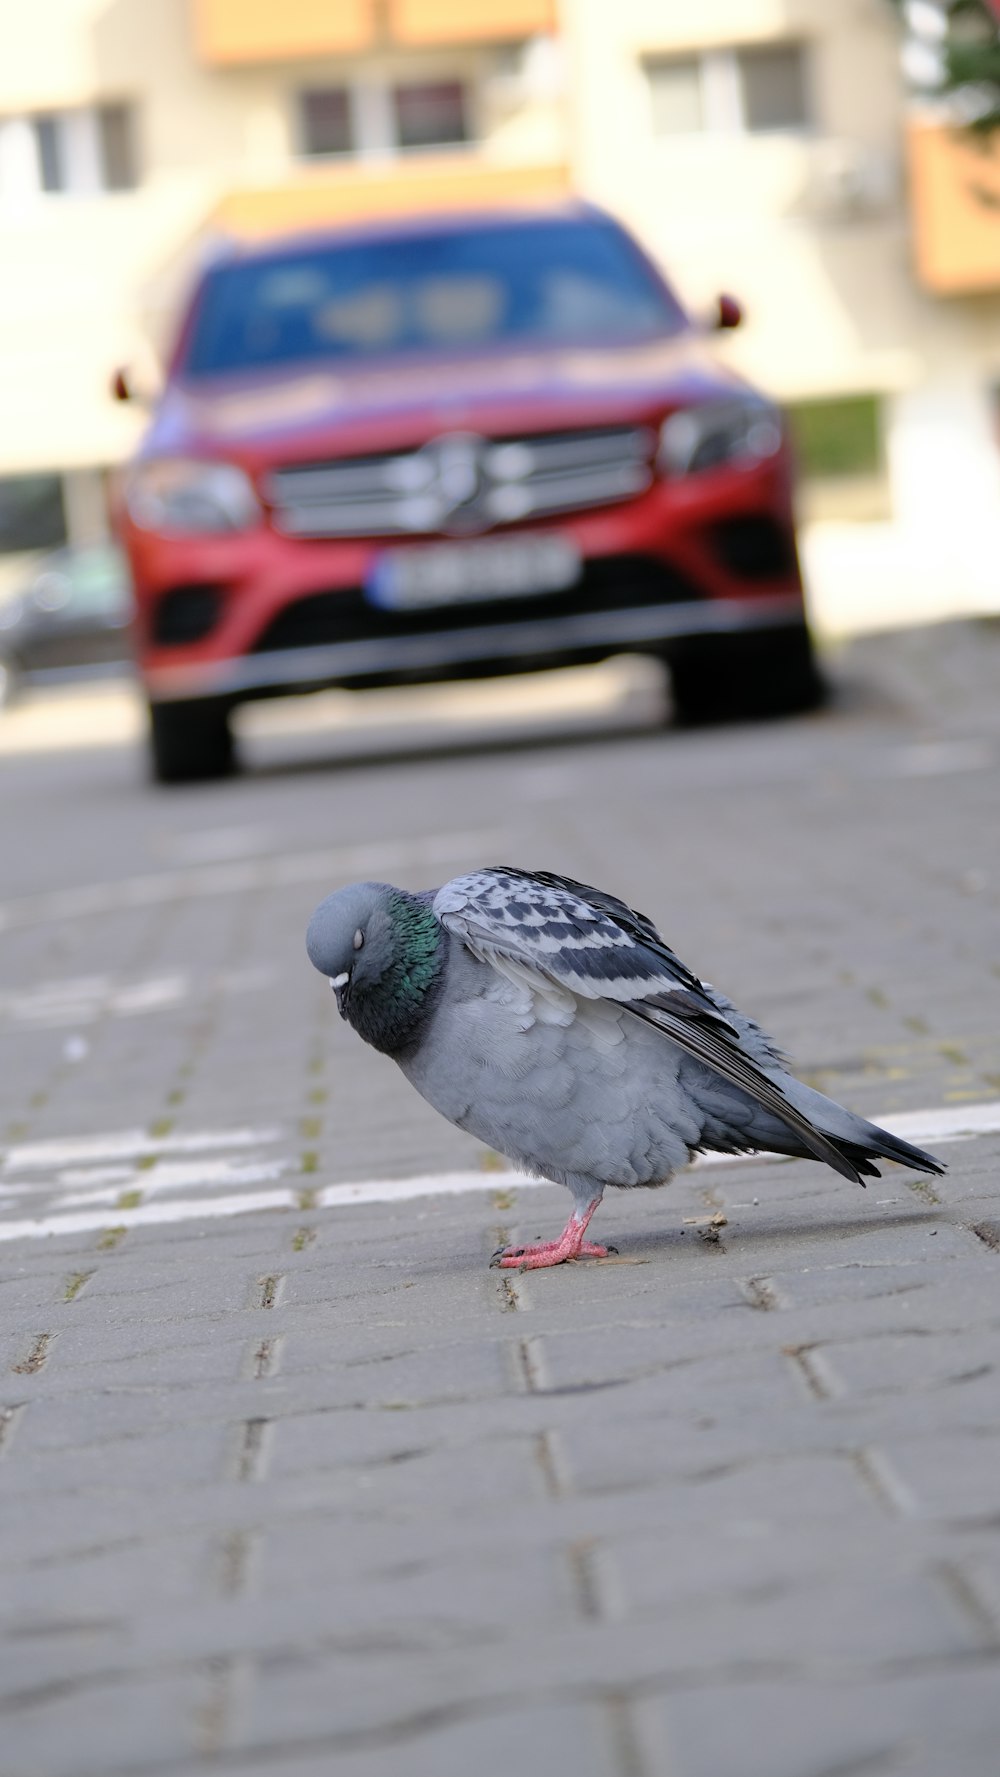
xmin=124 ymin=459 xmax=260 ymax=536
xmin=658 ymin=397 xmax=783 ymax=478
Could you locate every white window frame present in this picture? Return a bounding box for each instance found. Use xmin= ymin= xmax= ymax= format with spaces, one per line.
xmin=0 ymin=117 xmax=41 ymax=199
xmin=0 ymin=104 xmax=136 ymax=198
xmin=701 ymin=51 xmax=743 ymax=134
xmin=351 ymin=80 xmax=395 ymax=160
xmin=59 ymin=109 xmax=104 ymax=194
xmin=295 ymin=69 xmax=476 ymax=163
xmin=646 ymin=41 xmax=811 ymax=138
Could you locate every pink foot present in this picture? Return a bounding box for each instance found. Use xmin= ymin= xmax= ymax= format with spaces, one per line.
xmin=494 ymin=1239 xmax=613 ymax=1270
xmin=490 ymin=1198 xmax=615 ymax=1269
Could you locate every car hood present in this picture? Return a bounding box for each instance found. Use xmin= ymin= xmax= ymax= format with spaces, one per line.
xmin=144 ymin=333 xmax=751 ymax=465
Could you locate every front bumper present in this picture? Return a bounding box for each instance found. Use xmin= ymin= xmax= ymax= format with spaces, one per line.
xmin=144 ymin=592 xmax=806 ymax=703
xmin=129 ymin=450 xmax=806 ymax=706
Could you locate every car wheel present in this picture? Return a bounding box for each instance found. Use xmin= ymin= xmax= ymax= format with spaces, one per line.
xmin=147 ymin=698 xmax=235 ymax=784
xmin=0 ymin=655 xmax=21 ymax=709
xmin=665 ymin=621 xmax=825 ymax=727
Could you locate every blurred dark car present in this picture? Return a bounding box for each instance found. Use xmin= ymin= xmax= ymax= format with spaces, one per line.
xmin=114 ymin=201 xmax=822 ymax=783
xmin=0 ymin=544 xmax=132 ymax=706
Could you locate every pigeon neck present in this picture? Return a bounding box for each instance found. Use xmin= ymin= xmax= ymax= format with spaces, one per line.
xmin=345 ymin=893 xmax=443 ymax=1057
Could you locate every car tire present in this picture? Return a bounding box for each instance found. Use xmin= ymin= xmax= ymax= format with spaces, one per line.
xmin=664 ymin=620 xmax=825 ymax=727
xmin=147 ymin=698 xmax=235 ymax=784
xmin=0 ymin=656 xmax=20 ymax=709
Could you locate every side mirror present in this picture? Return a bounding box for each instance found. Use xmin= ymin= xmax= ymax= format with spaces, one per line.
xmin=111 ymin=366 xmax=133 ymax=402
xmin=713 ymin=294 xmax=743 ymax=331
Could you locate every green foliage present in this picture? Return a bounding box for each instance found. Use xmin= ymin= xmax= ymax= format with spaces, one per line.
xmin=889 ymin=0 xmax=1000 ymax=135
xmin=785 ymin=395 xmax=882 ymax=480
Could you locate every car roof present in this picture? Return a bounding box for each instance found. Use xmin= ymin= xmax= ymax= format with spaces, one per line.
xmin=206 ymin=199 xmax=614 ymax=269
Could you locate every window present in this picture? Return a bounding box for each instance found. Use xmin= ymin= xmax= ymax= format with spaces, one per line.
xmin=646 ymin=42 xmax=810 ymax=136
xmin=295 ymin=77 xmax=471 ymax=157
xmin=647 ymin=58 xmax=703 ymax=135
xmin=392 ymin=81 xmax=468 ymax=149
xmin=0 ymin=475 xmax=67 ymax=554
xmin=739 ymin=44 xmax=809 ymax=133
xmin=97 ymin=104 xmax=138 ymax=190
xmin=28 ymin=105 xmax=139 ymax=192
xmin=300 ymin=88 xmax=353 ymax=157
xmin=33 ymin=115 xmax=63 ymax=190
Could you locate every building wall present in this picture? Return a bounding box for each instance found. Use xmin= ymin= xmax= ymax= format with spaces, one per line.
xmin=0 ymin=0 xmax=997 ymax=600
xmin=0 ymin=0 xmax=276 ymax=477
xmin=0 ymin=0 xmax=567 ymax=496
xmin=563 ymin=0 xmax=967 ymax=397
xmin=562 ymin=0 xmax=1000 ymax=585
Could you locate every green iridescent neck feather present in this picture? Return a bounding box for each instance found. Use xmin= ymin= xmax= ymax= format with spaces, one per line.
xmin=388 ymin=890 xmax=442 ymax=998
xmin=344 ymin=891 xmax=445 ymax=1057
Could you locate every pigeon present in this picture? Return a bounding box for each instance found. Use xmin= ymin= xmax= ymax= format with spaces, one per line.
xmin=306 ymin=866 xmax=944 ymax=1269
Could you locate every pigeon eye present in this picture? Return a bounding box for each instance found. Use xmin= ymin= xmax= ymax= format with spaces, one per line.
xmin=353 ymin=928 xmax=364 ymax=951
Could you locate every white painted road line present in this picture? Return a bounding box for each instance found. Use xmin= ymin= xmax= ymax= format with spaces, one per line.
xmin=0 ymin=1191 xmax=300 ymax=1242
xmin=0 ymin=1100 xmax=996 ymax=1245
xmin=3 ymin=1126 xmax=283 ymax=1171
xmin=853 ymin=1100 xmax=1000 ymax=1143
xmin=55 ymin=1158 xmax=294 ymax=1209
xmin=0 ymin=967 xmax=277 ymax=1031
xmin=319 ymin=1170 xmax=518 ymax=1209
xmin=314 ymin=1098 xmax=1000 ymax=1208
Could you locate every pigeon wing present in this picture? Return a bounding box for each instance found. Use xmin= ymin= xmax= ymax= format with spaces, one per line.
xmin=435 ymin=866 xmax=727 ymax=1016
xmin=435 ymin=867 xmax=863 ymax=1185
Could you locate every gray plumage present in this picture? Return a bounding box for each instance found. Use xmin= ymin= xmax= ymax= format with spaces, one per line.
xmin=306 ymin=866 xmax=944 ymax=1266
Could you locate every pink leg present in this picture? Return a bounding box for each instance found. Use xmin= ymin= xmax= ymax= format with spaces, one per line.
xmin=491 ymin=1198 xmax=615 ymax=1270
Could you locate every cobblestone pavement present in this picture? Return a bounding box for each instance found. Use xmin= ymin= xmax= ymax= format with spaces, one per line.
xmin=2 ymin=625 xmax=999 ymax=1777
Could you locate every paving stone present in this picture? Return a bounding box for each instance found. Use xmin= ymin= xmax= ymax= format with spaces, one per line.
xmin=229 ymin=1702 xmax=623 ymax=1777
xmin=812 ymin=1325 xmax=1000 ymax=1396
xmin=4 ymin=1673 xmax=206 ymax=1777
xmin=0 ymin=1422 xmax=234 ymax=1499
xmin=2 ymin=624 xmax=1000 ymax=1774
xmin=654 ymin=1668 xmax=1000 ymax=1777
xmin=872 ymin=1433 xmax=1000 ymax=1521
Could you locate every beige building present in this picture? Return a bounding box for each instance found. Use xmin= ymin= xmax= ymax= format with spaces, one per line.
xmin=0 ymin=0 xmax=568 ymax=563
xmin=1 ymin=0 xmax=998 ymax=623
xmin=562 ymin=0 xmax=1000 ymax=623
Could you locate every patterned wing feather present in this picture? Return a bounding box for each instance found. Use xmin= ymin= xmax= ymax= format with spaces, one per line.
xmin=435 ymin=866 xmax=728 ymax=1018
xmin=435 ymin=866 xmax=864 ymax=1186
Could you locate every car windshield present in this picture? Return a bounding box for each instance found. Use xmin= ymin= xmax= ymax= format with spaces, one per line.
xmin=182 ymin=218 xmax=687 ymax=377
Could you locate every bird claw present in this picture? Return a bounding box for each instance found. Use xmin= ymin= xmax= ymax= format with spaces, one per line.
xmin=490 ymin=1197 xmax=610 ymax=1269
xmin=490 ymin=1238 xmax=619 ymax=1269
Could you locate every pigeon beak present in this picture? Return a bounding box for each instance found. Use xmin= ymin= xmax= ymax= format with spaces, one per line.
xmin=329 ymin=972 xmax=350 ymax=991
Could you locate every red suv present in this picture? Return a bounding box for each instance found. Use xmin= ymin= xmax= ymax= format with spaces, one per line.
xmin=116 ymin=202 xmax=821 ymax=782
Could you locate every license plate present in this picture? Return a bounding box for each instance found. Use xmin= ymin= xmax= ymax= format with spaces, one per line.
xmin=366 ymin=535 xmax=580 ymax=612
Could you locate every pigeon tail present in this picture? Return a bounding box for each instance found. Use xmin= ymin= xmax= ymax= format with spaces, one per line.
xmin=823 ymin=1123 xmax=945 ymax=1184
xmin=776 ymin=1077 xmax=946 ymax=1187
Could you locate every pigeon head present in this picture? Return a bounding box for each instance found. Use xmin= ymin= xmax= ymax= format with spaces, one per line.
xmin=306 ymin=882 xmax=444 ymax=1056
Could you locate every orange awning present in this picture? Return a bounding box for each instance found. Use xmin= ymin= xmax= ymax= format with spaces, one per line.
xmin=193 ymin=0 xmax=556 ymax=63
xmin=907 ymin=121 xmax=1000 ymax=295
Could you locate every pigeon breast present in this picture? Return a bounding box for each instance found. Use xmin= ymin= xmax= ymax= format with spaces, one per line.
xmin=397 ymin=937 xmax=698 ymax=1192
